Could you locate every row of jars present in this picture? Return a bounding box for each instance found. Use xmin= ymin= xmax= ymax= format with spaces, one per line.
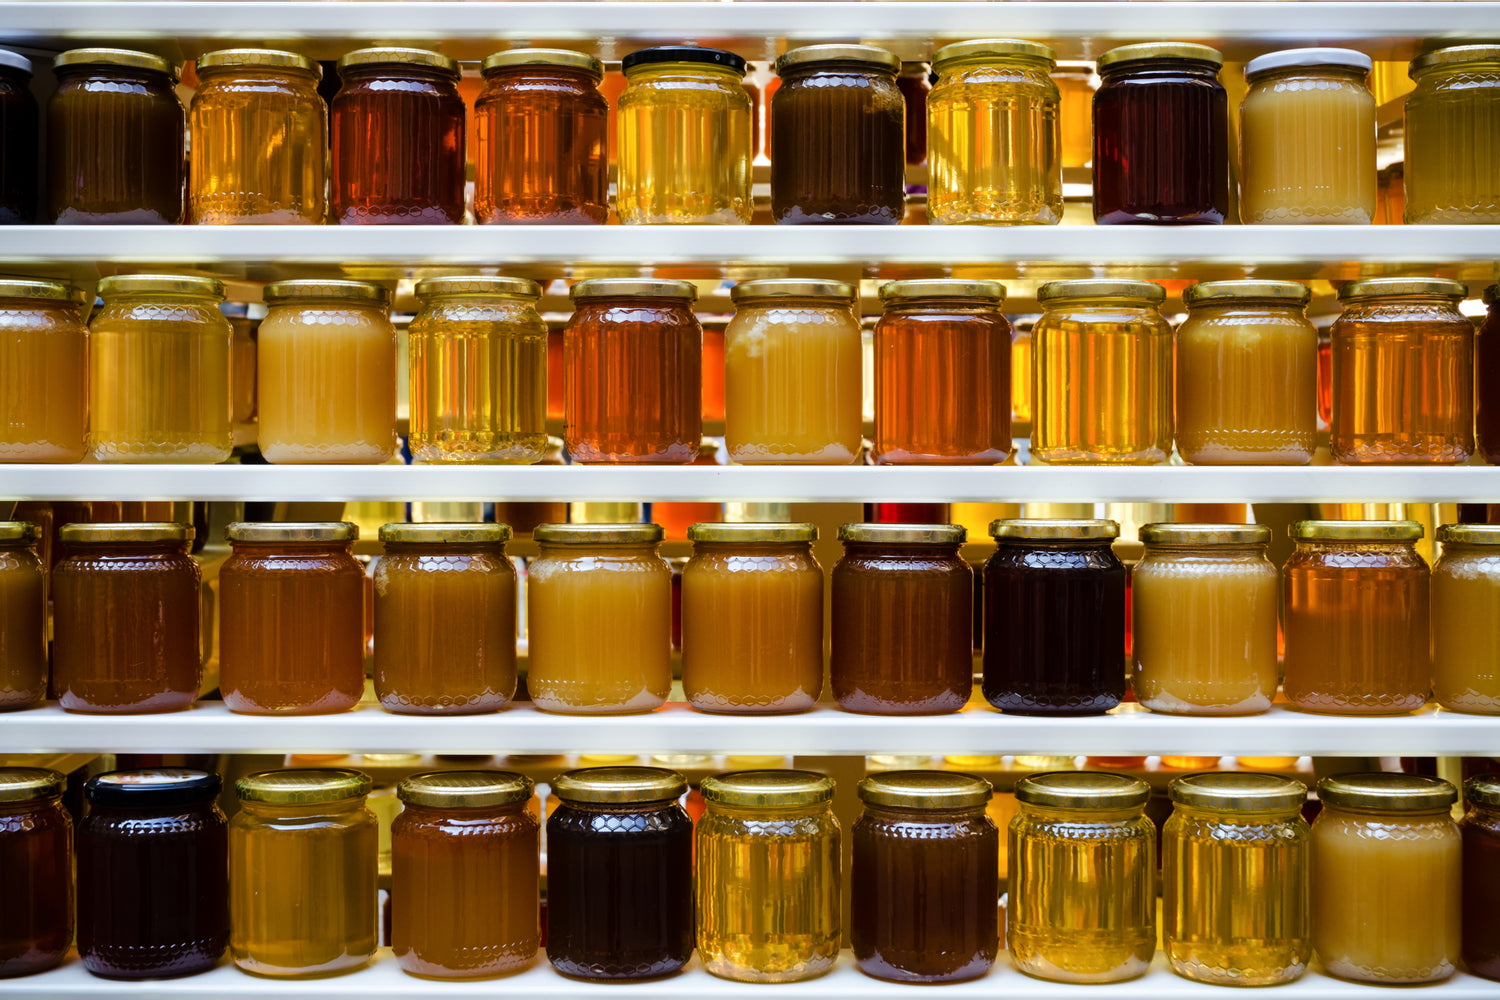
xmin=4 ymin=764 xmax=1497 ymax=985
xmin=5 ymin=515 xmax=1498 ymax=717
xmin=1 ymin=40 xmax=1496 ymax=227
xmin=4 ymin=271 xmax=1496 ymax=467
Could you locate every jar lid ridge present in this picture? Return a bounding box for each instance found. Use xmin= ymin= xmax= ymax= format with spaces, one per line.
xmin=1038 ymin=279 xmax=1166 ymax=305
xmin=236 ymin=768 xmax=372 ymax=805
xmin=1016 ymin=771 xmax=1151 ymax=810
xmin=702 ymin=769 xmax=835 ymax=808
xmin=991 ymin=518 xmax=1120 ymax=542
xmin=1170 ymin=773 xmax=1308 ymax=812
xmin=226 ymin=521 xmax=359 ymax=544
xmin=1465 ymin=774 xmax=1500 ymax=808
xmin=337 ymin=47 xmax=459 ymax=77
xmin=54 ymin=47 xmax=179 ymax=79
xmin=1098 ymin=42 xmax=1223 ymax=70
xmin=570 ymin=278 xmax=698 ymax=301
xmin=776 ymin=44 xmax=900 ymax=75
xmin=379 ymin=522 xmax=512 ymax=545
xmin=197 ymin=48 xmax=321 ymax=77
xmin=1140 ymin=523 xmax=1272 ymax=546
xmin=932 ymin=38 xmax=1056 ymax=71
xmin=85 ymin=768 xmax=221 ymax=807
xmin=838 ymin=522 xmax=966 ymax=545
xmin=858 ymin=770 xmax=992 ymax=810
xmin=688 ymin=522 xmax=818 ymax=544
xmin=483 ymin=48 xmax=604 ymax=79
xmin=0 ymin=278 xmax=81 ymax=303
xmin=415 ymin=275 xmax=541 ymax=300
xmin=622 ymin=45 xmax=746 ymax=75
xmin=59 ymin=522 xmax=194 ymax=544
xmin=879 ymin=278 xmax=1005 ymax=304
xmin=398 ymin=770 xmax=533 ymax=808
xmin=263 ymin=279 xmax=390 ymax=304
xmin=1245 ymin=47 xmax=1373 ymax=79
xmin=1183 ymin=280 xmax=1312 ymax=307
xmin=1318 ymin=773 xmax=1456 ymax=812
xmin=0 ymin=521 xmax=40 ymax=545
xmin=551 ymin=766 xmax=686 ymax=804
xmin=1411 ymin=44 xmax=1500 ymax=75
xmin=1338 ymin=277 xmax=1467 ymax=302
xmin=534 ymin=522 xmax=664 ymax=545
xmin=98 ymin=274 xmax=225 ymax=300
xmin=0 ymin=767 xmax=64 ymax=803
xmin=1290 ymin=519 xmax=1424 ymax=542
xmin=731 ymin=279 xmax=856 ymax=303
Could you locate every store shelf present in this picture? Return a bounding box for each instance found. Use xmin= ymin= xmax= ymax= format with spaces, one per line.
xmin=3 ymin=701 xmax=1495 ymax=757
xmin=1 ymin=2 xmax=1496 ymax=62
xmin=14 ymin=951 xmax=1500 ymax=999
xmin=7 ymin=463 xmax=1500 ymax=504
xmin=3 ymin=225 xmax=1499 ymax=282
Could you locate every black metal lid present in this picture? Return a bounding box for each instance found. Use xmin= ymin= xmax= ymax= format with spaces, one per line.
xmin=85 ymin=768 xmax=222 ymax=808
xmin=622 ymin=45 xmax=746 ymax=75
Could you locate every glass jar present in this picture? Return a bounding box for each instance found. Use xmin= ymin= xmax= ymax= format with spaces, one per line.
xmin=771 ymin=44 xmax=905 ymax=225
xmin=0 ymin=50 xmax=36 ymax=224
xmin=546 ymin=767 xmax=693 ymax=980
xmin=258 ymin=279 xmax=398 ymax=464
xmin=984 ymin=519 xmax=1125 ymax=715
xmin=618 ymin=46 xmax=752 ymax=224
xmin=1433 ymin=525 xmax=1500 ymax=713
xmin=0 ymin=523 xmax=44 ymax=711
xmin=77 ymin=769 xmax=228 ymax=979
xmin=725 ymin=279 xmax=862 ymax=464
xmin=225 ymin=301 xmax=260 ymax=425
xmin=0 ymin=278 xmax=87 ymax=463
xmin=1093 ymin=43 xmax=1228 ymax=225
xmin=220 ymin=522 xmax=365 ymax=715
xmin=1176 ymin=280 xmax=1319 ymax=465
xmin=0 ymin=768 xmax=71 ymax=978
xmin=1287 ymin=520 xmax=1430 ymax=715
xmin=231 ymin=769 xmax=377 ymax=977
xmin=475 ymin=50 xmax=608 ymax=225
xmin=1462 ymin=775 xmax=1500 ymax=980
xmin=1056 ymin=66 xmax=1095 ymax=169
xmin=374 ymin=522 xmax=516 ymax=714
xmin=190 ymin=49 xmax=327 ymax=224
xmin=52 ymin=522 xmax=201 ymax=714
xmin=565 ymin=279 xmax=702 ymax=464
xmin=832 ymin=523 xmax=972 ymax=715
xmin=527 ymin=523 xmax=670 ymax=714
xmin=89 ymin=274 xmax=232 ymax=463
xmin=897 ymin=61 xmax=930 ymax=166
xmin=1032 ymin=279 xmax=1173 ymax=463
xmin=927 ymin=40 xmax=1061 ymax=225
xmin=408 ymin=276 xmax=547 ymax=464
xmin=682 ymin=522 xmax=823 ymax=713
xmin=48 ymin=49 xmax=185 ymax=224
xmin=1312 ymin=773 xmax=1460 ymax=984
xmin=1132 ymin=523 xmax=1279 ymax=715
xmin=332 ymin=48 xmax=465 ymax=225
xmin=392 ymin=771 xmax=538 ymax=978
xmin=1480 ymin=285 xmax=1500 ymax=463
xmin=1163 ymin=773 xmax=1311 ymax=986
xmin=853 ymin=771 xmax=997 ymax=983
xmin=1406 ymin=46 xmax=1500 ymax=223
xmin=1240 ymin=49 xmax=1377 ymax=225
xmin=1009 ymin=772 xmax=1155 ymax=983
xmin=1331 ymin=278 xmax=1473 ymax=464
xmin=874 ymin=279 xmax=1011 ymax=464
xmin=698 ymin=771 xmax=841 ymax=982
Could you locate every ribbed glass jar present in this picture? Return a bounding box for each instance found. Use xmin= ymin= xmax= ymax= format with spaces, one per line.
xmin=1405 ymin=45 xmax=1500 ymax=223
xmin=0 ymin=51 xmax=36 ymax=224
xmin=0 ymin=768 xmax=72 ymax=978
xmin=1432 ymin=524 xmax=1500 ymax=713
xmin=0 ymin=523 xmax=45 ymax=711
xmin=0 ymin=278 xmax=87 ymax=463
xmin=1461 ymin=775 xmax=1500 ymax=981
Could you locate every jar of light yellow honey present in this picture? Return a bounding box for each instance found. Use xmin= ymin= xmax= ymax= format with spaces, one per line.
xmin=1431 ymin=524 xmax=1500 ymax=714
xmin=0 ymin=278 xmax=87 ymax=463
xmin=1405 ymin=45 xmax=1500 ymax=224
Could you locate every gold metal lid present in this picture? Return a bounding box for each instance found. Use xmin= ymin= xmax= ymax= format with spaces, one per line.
xmin=1140 ymin=523 xmax=1272 ymax=546
xmin=776 ymin=44 xmax=900 ymax=75
xmin=1411 ymin=44 xmax=1500 ymax=74
xmin=1486 ymin=284 xmax=1500 ymax=306
xmin=932 ymin=39 xmax=1056 ymax=72
xmin=1318 ymin=773 xmax=1457 ymax=813
xmin=226 ymin=521 xmax=359 ymax=544
xmin=569 ymin=278 xmax=698 ymax=301
xmin=59 ymin=522 xmax=193 ymax=544
xmin=1183 ymin=280 xmax=1312 ymax=306
xmin=0 ymin=767 xmax=64 ymax=803
xmin=98 ymin=274 xmax=225 ymax=300
xmin=482 ymin=48 xmax=604 ymax=80
xmin=415 ymin=276 xmax=541 ymax=300
xmin=1464 ymin=774 xmax=1500 ymax=809
xmin=197 ymin=48 xmax=320 ymax=77
xmin=338 ymin=47 xmax=459 ymax=78
xmin=1290 ymin=519 xmax=1424 ymax=542
xmin=687 ymin=522 xmax=817 ymax=544
xmin=731 ymin=279 xmax=856 ymax=302
xmin=264 ymin=279 xmax=389 ymax=304
xmin=236 ymin=768 xmax=372 ymax=805
xmin=551 ymin=766 xmax=686 ymax=805
xmin=858 ymin=770 xmax=992 ymax=810
xmin=991 ymin=518 xmax=1120 ymax=542
xmin=0 ymin=521 xmax=40 ymax=545
xmin=1098 ymin=42 xmax=1223 ymax=71
xmin=533 ymin=522 xmax=664 ymax=545
xmin=838 ymin=523 xmax=967 ymax=545
xmin=1015 ymin=771 xmax=1151 ymax=810
xmin=879 ymin=279 xmax=1005 ymax=303
xmin=1169 ymin=773 xmax=1307 ymax=812
xmin=54 ymin=47 xmax=178 ymax=80
xmin=1437 ymin=524 xmax=1500 ymax=546
xmin=1338 ymin=277 xmax=1467 ymax=302
xmin=701 ymin=769 xmax=836 ymax=808
xmin=0 ymin=277 xmax=79 ymax=302
xmin=398 ymin=770 xmax=533 ymax=808
xmin=379 ymin=522 xmax=512 ymax=544
xmin=1038 ymin=279 xmax=1166 ymax=304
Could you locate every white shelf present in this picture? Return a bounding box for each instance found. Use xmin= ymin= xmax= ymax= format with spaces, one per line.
xmin=3 ymin=226 xmax=1499 ymax=281
xmin=0 ymin=2 xmax=1494 ymax=62
xmin=6 ymin=463 xmax=1500 ymax=504
xmin=3 ymin=701 xmax=1496 ymax=756
xmin=12 ymin=951 xmax=1500 ymax=999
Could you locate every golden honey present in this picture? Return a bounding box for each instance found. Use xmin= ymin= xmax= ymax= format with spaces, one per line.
xmin=1405 ymin=46 xmax=1500 ymax=224
xmin=0 ymin=279 xmax=87 ymax=463
xmin=1431 ymin=524 xmax=1500 ymax=713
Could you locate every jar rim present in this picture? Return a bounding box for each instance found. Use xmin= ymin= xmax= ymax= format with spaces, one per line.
xmin=1437 ymin=523 xmax=1500 ymax=546
xmin=379 ymin=522 xmax=512 ymax=545
xmin=879 ymin=278 xmax=1005 ymax=304
xmin=0 ymin=48 xmax=33 ymax=76
xmin=687 ymin=522 xmax=818 ymax=544
xmin=197 ymin=48 xmax=321 ymax=78
xmin=702 ymin=769 xmax=835 ymax=808
xmin=0 ymin=521 xmax=40 ymax=545
xmin=482 ymin=47 xmax=604 ymax=80
xmin=236 ymin=768 xmax=371 ymax=805
xmin=858 ymin=770 xmax=992 ymax=810
xmin=398 ymin=770 xmax=533 ymax=808
xmin=1016 ymin=771 xmax=1150 ymax=810
xmin=98 ymin=274 xmax=225 ymax=301
xmin=1318 ymin=773 xmax=1456 ymax=813
xmin=1245 ymin=46 xmax=1372 ymax=79
xmin=1170 ymin=772 xmax=1307 ymax=812
xmin=1098 ymin=42 xmax=1223 ymax=71
xmin=534 ymin=522 xmax=664 ymax=545
xmin=264 ymin=279 xmax=390 ymax=305
xmin=226 ymin=521 xmax=359 ymax=544
xmin=415 ymin=275 xmax=541 ymax=301
xmin=569 ymin=278 xmax=698 ymax=301
xmin=731 ymin=279 xmax=856 ymax=303
xmin=0 ymin=278 xmax=78 ymax=303
xmin=0 ymin=767 xmax=63 ymax=804
xmin=776 ymin=44 xmax=900 ymax=75
xmin=838 ymin=522 xmax=966 ymax=545
xmin=54 ymin=47 xmax=179 ymax=80
xmin=622 ymin=45 xmax=746 ymax=76
xmin=1038 ymin=279 xmax=1166 ymax=305
xmin=1290 ymin=519 xmax=1423 ymax=542
xmin=85 ymin=768 xmax=221 ymax=808
xmin=1465 ymin=774 xmax=1500 ymax=808
xmin=551 ymin=766 xmax=686 ymax=805
xmin=1486 ymin=283 xmax=1500 ymax=306
xmin=1141 ymin=523 xmax=1272 ymax=546
xmin=991 ymin=518 xmax=1120 ymax=542
xmin=932 ymin=38 xmax=1056 ymax=72
xmin=1338 ymin=277 xmax=1467 ymax=302
xmin=337 ymin=46 xmax=459 ymax=78
xmin=1183 ymin=280 xmax=1312 ymax=307
xmin=1411 ymin=44 xmax=1500 ymax=75
xmin=59 ymin=521 xmax=194 ymax=544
